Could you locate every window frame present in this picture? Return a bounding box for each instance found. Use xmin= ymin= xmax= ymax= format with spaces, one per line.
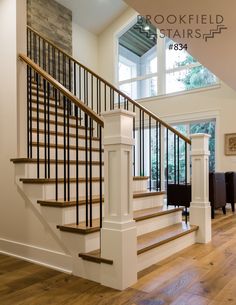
xmin=117 ymin=27 xmax=219 ymax=100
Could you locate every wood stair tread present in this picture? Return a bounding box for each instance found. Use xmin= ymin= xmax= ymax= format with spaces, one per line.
xmin=137 ymin=222 xmax=198 ymax=255
xmin=79 ymin=249 xmax=113 ymax=265
xmin=38 ymin=195 xmax=104 ymax=207
xmin=37 ymin=191 xmax=165 ymax=207
xmin=32 ymin=99 xmax=63 ymax=110
xmin=19 ymin=177 xmax=104 ymax=184
xmin=133 ymin=190 xmax=165 ymax=198
xmin=19 ymin=176 xmax=145 ymax=184
xmin=57 ymin=221 xmax=100 ymax=234
xmin=133 ymin=176 xmax=149 ymax=181
xmin=10 ymin=158 xmax=103 ymax=165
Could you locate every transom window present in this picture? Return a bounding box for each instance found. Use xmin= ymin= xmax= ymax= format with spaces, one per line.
xmin=118 ymin=21 xmax=219 ymax=100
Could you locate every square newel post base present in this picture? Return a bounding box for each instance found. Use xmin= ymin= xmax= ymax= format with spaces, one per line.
xmin=101 ymin=221 xmax=137 ymax=290
xmin=190 ymin=203 xmax=212 ymax=243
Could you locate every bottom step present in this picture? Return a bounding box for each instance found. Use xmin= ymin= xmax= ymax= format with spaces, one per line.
xmin=79 ymin=250 xmax=113 ymax=265
xmin=137 ymin=222 xmax=198 ymax=255
xmin=137 ymin=222 xmax=198 ymax=272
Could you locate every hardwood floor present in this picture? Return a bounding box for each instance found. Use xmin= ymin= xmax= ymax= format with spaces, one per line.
xmin=1 ymin=208 xmax=236 ymax=305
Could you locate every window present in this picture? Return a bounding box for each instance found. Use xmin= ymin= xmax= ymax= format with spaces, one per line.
xmin=118 ymin=22 xmax=219 ymax=100
xmin=166 ymin=119 xmax=216 ymax=183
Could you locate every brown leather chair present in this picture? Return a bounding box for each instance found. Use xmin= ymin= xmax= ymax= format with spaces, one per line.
xmin=167 ymin=183 xmax=191 ymax=222
xmin=209 ymin=172 xmax=227 ymax=219
xmin=225 ymin=172 xmax=236 ymax=212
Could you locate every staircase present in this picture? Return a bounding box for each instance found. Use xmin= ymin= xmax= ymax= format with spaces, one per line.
xmin=11 ymin=26 xmax=199 ymax=289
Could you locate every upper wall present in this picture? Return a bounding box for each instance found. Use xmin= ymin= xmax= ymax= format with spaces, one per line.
xmin=124 ymin=0 xmax=236 ymax=93
xmin=27 ymin=0 xmax=72 ymax=54
xmin=72 ymin=21 xmax=98 ymax=72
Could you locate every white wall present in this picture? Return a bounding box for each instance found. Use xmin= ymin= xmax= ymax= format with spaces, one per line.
xmin=72 ymin=19 xmax=98 ymax=72
xmin=98 ymin=8 xmax=236 ymax=172
xmin=0 ymin=0 xmax=70 ymax=270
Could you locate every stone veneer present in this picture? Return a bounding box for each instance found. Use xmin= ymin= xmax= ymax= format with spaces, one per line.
xmin=27 ymin=0 xmax=72 ymax=55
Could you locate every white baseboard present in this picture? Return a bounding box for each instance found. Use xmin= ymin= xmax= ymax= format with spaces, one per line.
xmin=0 ymin=238 xmax=72 ymax=274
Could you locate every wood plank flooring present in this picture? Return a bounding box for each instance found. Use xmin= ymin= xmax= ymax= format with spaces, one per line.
xmin=1 ymin=208 xmax=236 ymax=305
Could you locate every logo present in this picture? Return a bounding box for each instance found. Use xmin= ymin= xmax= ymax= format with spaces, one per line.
xmin=135 ymin=15 xmax=228 ymax=42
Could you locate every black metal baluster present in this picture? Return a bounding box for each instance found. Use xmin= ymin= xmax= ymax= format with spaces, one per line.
xmin=99 ymin=80 xmax=101 ymax=114
xmin=48 ymin=44 xmax=51 ymax=76
xmin=91 ymin=75 xmax=94 ymax=111
xmin=174 ymin=134 xmax=176 ymax=184
xmin=43 ymin=41 xmax=46 ymax=71
xmin=89 ymin=117 xmax=93 ymax=227
xmin=159 ymin=124 xmax=162 ymax=190
xmin=38 ymin=36 xmax=41 ymax=68
xmin=99 ymin=126 xmax=102 ymax=228
xmin=43 ymin=79 xmax=47 ymax=179
xmin=63 ymin=96 xmax=67 ymax=201
xmin=36 ymin=73 xmax=40 ymax=178
xmin=185 ymin=142 xmax=187 ymax=185
xmin=47 ymin=83 xmax=50 ymax=178
xmin=133 ymin=104 xmax=136 ymax=176
xmin=27 ymin=67 xmax=30 ymax=158
xmin=142 ymin=111 xmax=145 ymax=175
xmin=55 ymin=89 xmax=58 ymax=200
xmin=67 ymin=98 xmax=70 ymax=201
xmin=149 ymin=117 xmax=152 ymax=190
xmin=118 ymin=94 xmax=121 ymax=109
xmin=139 ymin=109 xmax=142 ymax=176
xmin=85 ymin=114 xmax=88 ymax=226
xmin=29 ymin=68 xmax=33 ymax=158
xmin=156 ymin=122 xmax=159 ymax=191
xmin=177 ymin=136 xmax=180 ymax=184
xmin=75 ymin=105 xmax=79 ymax=225
xmin=104 ymin=85 xmax=106 ymax=112
xmin=69 ymin=59 xmax=72 ymax=114
xmin=166 ymin=129 xmax=169 ymax=188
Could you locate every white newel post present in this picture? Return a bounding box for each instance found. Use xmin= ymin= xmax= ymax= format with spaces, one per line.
xmin=189 ymin=134 xmax=212 ymax=243
xmin=100 ymin=109 xmax=137 ymax=290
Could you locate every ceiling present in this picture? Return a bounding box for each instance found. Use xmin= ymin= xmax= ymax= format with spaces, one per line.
xmin=119 ymin=18 xmax=156 ymax=57
xmin=55 ymin=0 xmax=128 ymax=34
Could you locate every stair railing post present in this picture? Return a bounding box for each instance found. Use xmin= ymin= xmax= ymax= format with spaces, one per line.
xmin=189 ymin=133 xmax=212 ymax=243
xmin=101 ymin=109 xmax=137 ymax=290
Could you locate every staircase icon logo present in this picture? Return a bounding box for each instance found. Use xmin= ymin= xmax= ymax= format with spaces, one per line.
xmin=203 ymin=24 xmax=228 ymax=42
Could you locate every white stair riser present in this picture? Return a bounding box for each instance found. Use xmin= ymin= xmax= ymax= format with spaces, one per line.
xmin=32 ymin=132 xmax=99 ymax=148
xmin=42 ymin=181 xmax=103 ymax=200
xmin=133 ymin=179 xmax=148 ymax=193
xmin=134 ymin=194 xmax=164 ymax=210
xmin=137 ymin=231 xmax=196 ymax=272
xmin=22 ymin=163 xmax=103 ymax=179
xmin=39 ymin=193 xmax=165 ymax=224
xmin=136 ymin=211 xmax=182 ymax=236
xmin=31 ymin=147 xmax=101 ymax=161
xmin=32 ymin=120 xmax=87 ymax=135
xmin=32 ymin=110 xmax=78 ymax=125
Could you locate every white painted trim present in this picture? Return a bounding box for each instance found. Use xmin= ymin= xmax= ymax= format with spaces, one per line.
xmin=113 ymin=13 xmax=138 ymax=85
xmin=0 ymin=238 xmax=72 ymax=274
xmin=138 ymin=83 xmax=221 ymax=103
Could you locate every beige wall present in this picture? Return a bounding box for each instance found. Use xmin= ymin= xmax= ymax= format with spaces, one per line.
xmin=0 ymin=0 xmax=69 ymax=267
xmin=73 ymin=20 xmax=98 ymax=72
xmin=98 ymin=8 xmax=236 ymax=172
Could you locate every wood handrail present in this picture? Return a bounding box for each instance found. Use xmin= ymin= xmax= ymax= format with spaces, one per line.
xmin=27 ymin=26 xmax=191 ymax=144
xmin=19 ymin=54 xmax=104 ymax=127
